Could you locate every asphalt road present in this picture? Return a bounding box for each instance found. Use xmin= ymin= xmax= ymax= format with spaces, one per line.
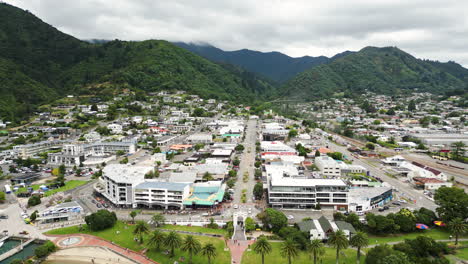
xmin=323 ymin=136 xmax=438 ymax=211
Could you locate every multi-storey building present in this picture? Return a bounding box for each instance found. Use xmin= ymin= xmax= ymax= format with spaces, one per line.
xmin=266 ymin=164 xmax=348 ymax=210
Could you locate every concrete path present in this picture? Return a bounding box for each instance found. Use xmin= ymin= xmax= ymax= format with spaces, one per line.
xmin=46 ymin=234 xmax=159 ymax=264
xmin=227 ymin=239 xmax=254 ymax=264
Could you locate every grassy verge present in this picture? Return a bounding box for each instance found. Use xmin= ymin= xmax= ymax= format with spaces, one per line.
xmin=161 ymin=224 xmax=227 ymax=235
xmin=368 ymin=229 xmax=465 ymax=245
xmin=16 ymin=180 xmax=88 ymax=196
xmin=242 ymin=241 xmax=362 ymax=264
xmin=46 ymin=221 xmax=230 ymax=264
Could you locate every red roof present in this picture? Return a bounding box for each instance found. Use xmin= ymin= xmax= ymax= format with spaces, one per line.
xmin=413 ymin=177 xmax=445 ymax=184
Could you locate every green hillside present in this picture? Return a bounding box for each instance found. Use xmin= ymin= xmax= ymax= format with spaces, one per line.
xmin=282 ymin=46 xmax=468 ymax=101
xmin=0 ymin=3 xmax=275 ymax=122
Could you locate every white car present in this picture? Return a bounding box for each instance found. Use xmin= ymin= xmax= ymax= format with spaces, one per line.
xmin=287 ymin=215 xmax=294 ymax=220
xmin=233 ymin=204 xmax=239 ymax=209
xmin=248 ymin=208 xmax=252 ymax=214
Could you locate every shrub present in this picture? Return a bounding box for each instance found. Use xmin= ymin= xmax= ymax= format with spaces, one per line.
xmin=85 ymin=209 xmax=117 ymax=231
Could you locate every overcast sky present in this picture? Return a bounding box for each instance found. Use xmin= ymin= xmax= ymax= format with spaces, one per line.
xmin=6 ymin=0 xmax=468 ymax=66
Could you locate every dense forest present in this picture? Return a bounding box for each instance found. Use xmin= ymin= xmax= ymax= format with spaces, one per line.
xmin=0 ymin=3 xmax=276 ymax=122
xmin=281 ymin=46 xmax=468 ymax=101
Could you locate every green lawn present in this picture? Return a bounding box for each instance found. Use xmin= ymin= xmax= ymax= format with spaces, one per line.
xmin=368 ymin=229 xmax=466 ymax=245
xmin=16 ymin=180 xmax=88 ymax=197
xmin=242 ymin=242 xmax=363 ymax=264
xmin=161 ymin=224 xmax=227 ymax=236
xmin=46 ymin=221 xmax=231 ymax=264
xmin=44 ymin=180 xmax=88 ymax=197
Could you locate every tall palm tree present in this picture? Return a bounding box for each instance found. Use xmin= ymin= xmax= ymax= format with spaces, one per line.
xmin=152 ymin=213 xmax=166 ymax=227
xmin=448 ymin=218 xmax=467 ymax=245
xmin=223 ymin=233 xmax=230 ymax=247
xmin=133 ymin=221 xmax=149 ymax=244
xmin=181 ymin=235 xmax=202 ymax=264
xmin=252 ymin=236 xmax=272 ymax=264
xmin=201 ymin=243 xmax=217 ymax=264
xmin=350 ymin=232 xmax=369 ymax=264
xmin=280 ymin=238 xmax=299 ymax=264
xmin=308 ymin=239 xmax=324 ymax=264
xmin=147 ymin=229 xmax=166 ymax=251
xmin=165 ymin=231 xmax=182 ymax=257
xmin=328 ymin=230 xmax=349 ymax=264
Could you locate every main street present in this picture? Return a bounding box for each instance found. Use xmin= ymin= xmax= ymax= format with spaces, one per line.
xmin=232 ymin=119 xmax=258 ymax=208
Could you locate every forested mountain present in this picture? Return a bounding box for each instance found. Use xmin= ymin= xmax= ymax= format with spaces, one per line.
xmin=0 ymin=3 xmax=275 ymax=122
xmin=174 ymin=42 xmax=333 ymax=83
xmin=281 ymin=46 xmax=468 ymax=101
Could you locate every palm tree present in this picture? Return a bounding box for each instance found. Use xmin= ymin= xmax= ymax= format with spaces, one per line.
xmin=308 ymin=239 xmax=324 ymax=264
xmin=223 ymin=233 xmax=230 ymax=247
xmin=280 ymin=238 xmax=299 ymax=264
xmin=129 ymin=210 xmax=138 ymax=224
xmin=165 ymin=231 xmax=182 ymax=257
xmin=350 ymin=232 xmax=368 ymax=264
xmin=152 ymin=213 xmax=165 ymax=227
xmin=448 ymin=218 xmax=467 ymax=245
xmin=201 ymin=243 xmax=217 ymax=264
xmin=252 ymin=236 xmax=272 ymax=264
xmin=328 ymin=230 xmax=349 ymax=264
xmin=181 ymin=235 xmax=202 ymax=264
xmin=133 ymin=221 xmax=149 ymax=244
xmin=147 ymin=229 xmax=166 ymax=251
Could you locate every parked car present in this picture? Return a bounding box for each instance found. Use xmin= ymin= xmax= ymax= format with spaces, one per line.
xmin=233 ymin=204 xmax=238 ymax=209
xmin=383 ymin=206 xmax=390 ymax=210
xmin=378 ymin=208 xmax=385 ymax=212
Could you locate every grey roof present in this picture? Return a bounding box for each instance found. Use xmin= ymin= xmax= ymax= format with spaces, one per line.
xmin=318 ymin=216 xmax=333 ymax=233
xmin=169 ymin=172 xmax=197 ymax=183
xmin=135 ymin=181 xmax=189 ymax=191
xmin=297 ymin=220 xmax=316 ymax=233
xmin=335 ymin=221 xmax=356 ymax=234
xmin=55 ymin=201 xmax=81 ymax=209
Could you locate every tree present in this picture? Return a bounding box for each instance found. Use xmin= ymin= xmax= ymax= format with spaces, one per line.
xmin=254 ymin=160 xmax=262 ymax=168
xmin=252 ymin=236 xmax=272 ymax=264
xmin=228 ymin=170 xmax=237 ymax=178
xmin=408 ymin=100 xmax=416 ymax=111
xmin=30 ymin=210 xmax=38 ymax=222
xmin=133 ymin=221 xmax=149 ymax=244
xmin=58 ymin=164 xmax=66 ymax=176
xmin=328 ymin=230 xmax=349 ymax=264
xmin=193 ymin=108 xmax=205 ymax=117
xmin=315 ymin=150 xmax=321 ymax=157
xmin=253 ymin=182 xmax=264 ymax=200
xmin=257 ymin=208 xmax=288 ymax=233
xmin=350 ymin=231 xmax=368 ymax=264
xmin=233 ymin=158 xmax=240 ymax=166
xmin=181 ymin=235 xmax=202 ymax=264
xmin=152 ymin=213 xmax=165 ymax=227
xmin=288 ymin=129 xmax=298 ymax=139
xmin=345 ymin=213 xmax=361 ymax=230
xmin=235 ymin=144 xmax=245 ymax=152
xmin=129 ymin=210 xmax=138 ymax=224
xmin=203 ymin=172 xmax=214 ymax=181
xmin=280 ymin=238 xmax=299 ymax=264
xmin=451 ymin=141 xmax=466 ymax=159
xmin=0 ymin=191 xmax=5 ymax=203
xmin=85 ymin=210 xmax=117 ymax=231
xmin=366 ymin=142 xmax=375 ymax=150
xmin=165 ymin=231 xmax=182 ymax=257
xmin=245 ymin=217 xmax=256 ymax=232
xmin=91 ymin=104 xmax=99 ymax=112
xmin=366 ymin=244 xmax=400 ymax=264
xmin=201 ymin=242 xmax=217 ymax=264
xmin=308 ymin=239 xmax=324 ymax=264
xmin=147 ymin=229 xmax=166 ymax=251
xmin=448 ymin=218 xmax=467 ymax=245
xmin=387 ymin=108 xmax=396 ymax=115
xmin=333 ymin=212 xmax=346 ymax=221
xmin=28 ymin=195 xmax=41 ymax=207
xmin=434 ymin=186 xmax=468 ymax=222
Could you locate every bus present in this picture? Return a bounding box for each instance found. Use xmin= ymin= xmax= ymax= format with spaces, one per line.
xmin=4 ymin=185 xmax=11 ymax=194
xmin=432 ymin=155 xmax=448 ymax=161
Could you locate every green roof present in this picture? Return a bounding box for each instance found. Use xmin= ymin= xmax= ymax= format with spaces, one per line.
xmin=297 ymin=220 xmax=316 ymax=232
xmin=183 ymin=185 xmax=225 ymax=206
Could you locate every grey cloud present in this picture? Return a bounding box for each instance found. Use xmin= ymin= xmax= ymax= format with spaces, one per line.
xmin=6 ymin=0 xmax=468 ymax=66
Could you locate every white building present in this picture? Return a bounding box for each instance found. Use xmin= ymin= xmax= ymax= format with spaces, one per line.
xmin=107 ymin=124 xmax=123 ymax=134
xmin=187 ymin=134 xmax=213 ymax=144
xmin=314 ymin=156 xmax=342 ymax=177
xmin=348 ymin=187 xmax=393 ymax=213
xmin=99 ymin=164 xmax=191 ymax=209
xmin=266 ymin=164 xmax=348 ymax=210
xmin=260 ymin=141 xmax=295 ymax=153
